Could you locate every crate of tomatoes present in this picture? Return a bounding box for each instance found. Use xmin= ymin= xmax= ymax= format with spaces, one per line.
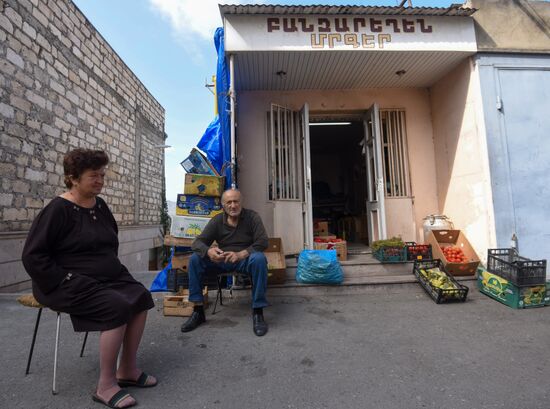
xmin=313 ymin=236 xmax=347 ymax=261
xmin=426 ymin=230 xmax=480 ymax=276
xmin=405 ymin=242 xmax=432 ymax=261
xmin=372 ymin=237 xmax=407 ymax=263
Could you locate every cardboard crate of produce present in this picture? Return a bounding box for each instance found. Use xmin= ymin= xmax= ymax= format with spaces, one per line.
xmin=176 ymin=194 xmax=223 ymax=217
xmin=313 ymin=237 xmax=347 ymax=261
xmin=477 ymin=267 xmax=546 ymax=309
xmin=170 ymin=215 xmax=211 ymax=239
xmin=266 ymin=237 xmax=286 ymax=285
xmin=313 ymin=221 xmax=329 ymax=236
xmin=427 ymin=230 xmax=480 ymax=276
xmin=163 ymin=288 xmax=208 ymax=317
xmin=184 ymin=173 xmax=225 ymax=197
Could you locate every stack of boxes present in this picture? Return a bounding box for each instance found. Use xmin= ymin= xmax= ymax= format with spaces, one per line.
xmin=171 ymin=149 xmax=225 ymax=239
xmin=162 ymin=149 xmax=225 ymax=316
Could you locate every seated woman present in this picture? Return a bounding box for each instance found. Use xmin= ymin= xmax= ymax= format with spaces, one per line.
xmin=22 ymin=148 xmax=156 ymax=409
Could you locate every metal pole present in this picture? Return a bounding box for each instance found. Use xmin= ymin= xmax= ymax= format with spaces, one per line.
xmin=229 ymin=54 xmax=236 ymax=188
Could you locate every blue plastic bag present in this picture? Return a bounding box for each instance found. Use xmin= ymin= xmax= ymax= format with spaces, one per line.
xmin=296 ymin=249 xmax=344 ymax=285
xmin=150 ymin=248 xmax=174 ymax=292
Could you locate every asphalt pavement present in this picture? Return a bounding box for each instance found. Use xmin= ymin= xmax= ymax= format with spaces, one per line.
xmin=1 ymin=272 xmax=549 ymax=409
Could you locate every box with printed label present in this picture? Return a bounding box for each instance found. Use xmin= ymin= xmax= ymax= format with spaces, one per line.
xmin=477 ymin=267 xmax=546 ymax=309
xmin=184 ymin=174 xmax=225 ymax=197
xmin=176 ymin=194 xmax=223 ymax=217
xmin=170 ymin=215 xmax=211 ymax=239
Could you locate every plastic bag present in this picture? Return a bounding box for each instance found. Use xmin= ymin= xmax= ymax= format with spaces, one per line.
xmin=296 ymin=249 xmax=343 ymax=285
xmin=150 ymin=248 xmax=174 ymax=292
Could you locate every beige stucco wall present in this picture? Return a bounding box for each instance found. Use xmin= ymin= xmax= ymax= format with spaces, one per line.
xmin=429 ymin=58 xmax=496 ymax=261
xmin=466 ymin=0 xmax=550 ymax=52
xmin=236 ymin=88 xmax=440 ymax=243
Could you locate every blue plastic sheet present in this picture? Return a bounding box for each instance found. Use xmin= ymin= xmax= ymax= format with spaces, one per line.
xmin=296 ymin=249 xmax=344 ymax=285
xmin=197 ymin=27 xmax=232 ymax=189
xmin=150 ymin=248 xmax=174 ymax=292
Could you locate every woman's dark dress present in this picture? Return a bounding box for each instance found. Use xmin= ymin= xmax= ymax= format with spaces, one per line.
xmin=22 ymin=196 xmax=154 ymax=332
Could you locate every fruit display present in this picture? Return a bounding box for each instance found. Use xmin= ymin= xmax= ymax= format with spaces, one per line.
xmin=371 ymin=237 xmax=405 ymax=252
xmin=372 ymin=237 xmax=407 ymax=263
xmin=413 ymin=259 xmax=468 ymax=303
xmin=405 ymin=242 xmax=432 ymax=261
xmin=313 ymin=237 xmax=344 ymax=244
xmin=442 ymin=246 xmax=467 ymax=263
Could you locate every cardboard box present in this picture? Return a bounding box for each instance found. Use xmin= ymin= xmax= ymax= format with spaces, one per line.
xmin=180 ymin=148 xmax=219 ymax=176
xmin=266 ymin=237 xmax=286 ymax=285
xmin=164 ymin=235 xmax=194 ymax=247
xmin=170 ymin=215 xmax=211 ymax=239
xmin=313 ymin=221 xmax=329 ymax=236
xmin=184 ymin=173 xmax=225 ymax=197
xmin=163 ymin=288 xmax=208 ymax=317
xmin=171 ymin=252 xmax=192 ymax=271
xmin=427 ymin=230 xmax=480 ymax=276
xmin=478 ymin=267 xmax=546 ymax=309
xmin=313 ymin=237 xmax=347 ymax=261
xmin=176 ymin=194 xmax=223 ymax=217
xmin=544 ymin=281 xmax=550 ymax=306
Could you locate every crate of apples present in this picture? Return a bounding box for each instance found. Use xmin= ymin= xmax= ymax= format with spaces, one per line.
xmin=442 ymin=246 xmax=466 ymax=263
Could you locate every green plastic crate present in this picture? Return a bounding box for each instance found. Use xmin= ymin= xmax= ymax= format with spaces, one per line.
xmin=477 ymin=266 xmax=546 ymax=309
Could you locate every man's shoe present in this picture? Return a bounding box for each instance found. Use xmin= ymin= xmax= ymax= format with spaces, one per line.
xmin=253 ymin=312 xmax=268 ymax=336
xmin=181 ymin=309 xmax=206 ymax=332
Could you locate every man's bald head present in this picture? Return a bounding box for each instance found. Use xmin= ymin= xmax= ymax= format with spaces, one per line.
xmin=221 ymin=188 xmax=242 ymax=218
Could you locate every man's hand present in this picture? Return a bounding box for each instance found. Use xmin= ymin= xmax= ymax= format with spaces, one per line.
xmin=207 ymin=247 xmax=226 ymax=263
xmin=223 ymin=250 xmax=249 ymax=264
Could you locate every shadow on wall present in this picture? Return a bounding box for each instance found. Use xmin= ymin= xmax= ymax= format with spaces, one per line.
xmin=429 ymin=58 xmax=472 ymax=217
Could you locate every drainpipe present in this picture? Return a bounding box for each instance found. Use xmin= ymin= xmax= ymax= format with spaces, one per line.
xmin=229 ymin=54 xmax=236 ymax=188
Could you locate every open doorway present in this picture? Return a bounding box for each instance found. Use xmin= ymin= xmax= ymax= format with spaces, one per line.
xmin=309 ymin=120 xmax=369 ymax=250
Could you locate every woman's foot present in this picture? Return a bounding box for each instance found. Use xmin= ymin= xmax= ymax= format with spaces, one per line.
xmin=117 ymin=369 xmax=157 ymax=388
xmin=93 ymin=385 xmax=136 ymax=408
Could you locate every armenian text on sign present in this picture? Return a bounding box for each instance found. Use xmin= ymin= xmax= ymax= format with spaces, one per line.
xmin=267 ymin=17 xmax=434 ymax=49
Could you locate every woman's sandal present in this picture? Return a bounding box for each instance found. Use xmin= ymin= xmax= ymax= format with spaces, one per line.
xmin=92 ymin=389 xmax=136 ymax=408
xmin=117 ymin=372 xmax=157 ymax=388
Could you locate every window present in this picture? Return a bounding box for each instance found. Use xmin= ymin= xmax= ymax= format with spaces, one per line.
xmin=267 ymin=104 xmax=302 ymax=200
xmin=380 ymin=109 xmax=411 ymax=198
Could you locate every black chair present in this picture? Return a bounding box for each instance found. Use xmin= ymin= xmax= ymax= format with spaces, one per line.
xmin=212 ymin=272 xmax=252 ymax=315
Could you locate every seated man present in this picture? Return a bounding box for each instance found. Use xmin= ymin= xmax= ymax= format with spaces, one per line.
xmin=181 ymin=188 xmax=269 ymax=336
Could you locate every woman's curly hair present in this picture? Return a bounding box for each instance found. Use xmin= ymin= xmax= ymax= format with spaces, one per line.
xmin=63 ymin=149 xmax=109 ymax=188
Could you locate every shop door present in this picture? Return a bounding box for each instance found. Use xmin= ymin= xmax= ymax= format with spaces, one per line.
xmin=364 ymin=104 xmax=387 ymax=242
xmin=270 ymin=103 xmax=313 ymax=253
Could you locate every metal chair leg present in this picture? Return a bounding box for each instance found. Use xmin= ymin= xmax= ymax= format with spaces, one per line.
xmin=52 ymin=312 xmax=61 ymax=395
xmin=25 ymin=307 xmax=43 ymax=375
xmin=80 ymin=332 xmax=88 ymax=358
xmin=212 ymin=275 xmax=223 ymax=315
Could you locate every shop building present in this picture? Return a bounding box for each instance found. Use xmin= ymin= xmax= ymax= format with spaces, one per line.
xmin=219 ymin=4 xmax=498 ymax=258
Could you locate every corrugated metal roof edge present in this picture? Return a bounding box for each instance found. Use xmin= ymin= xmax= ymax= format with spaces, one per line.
xmin=218 ymin=4 xmax=477 ymax=17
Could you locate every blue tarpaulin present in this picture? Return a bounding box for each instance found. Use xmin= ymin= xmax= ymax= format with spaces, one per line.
xmin=197 ymin=27 xmax=232 ymax=189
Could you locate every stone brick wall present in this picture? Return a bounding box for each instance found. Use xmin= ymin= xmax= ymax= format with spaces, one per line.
xmin=0 ymin=0 xmax=166 ymax=290
xmin=0 ymin=0 xmax=166 ymax=232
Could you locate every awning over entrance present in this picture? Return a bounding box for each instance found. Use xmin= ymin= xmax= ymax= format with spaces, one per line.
xmin=220 ymin=4 xmax=477 ymax=90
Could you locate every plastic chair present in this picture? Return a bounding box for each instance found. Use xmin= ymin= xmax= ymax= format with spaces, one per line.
xmin=212 ymin=272 xmax=252 ymax=315
xmin=17 ymin=294 xmax=88 ymax=395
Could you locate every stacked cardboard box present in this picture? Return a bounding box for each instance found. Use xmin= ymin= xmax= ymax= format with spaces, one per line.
xmin=171 ymin=149 xmax=225 ymax=239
